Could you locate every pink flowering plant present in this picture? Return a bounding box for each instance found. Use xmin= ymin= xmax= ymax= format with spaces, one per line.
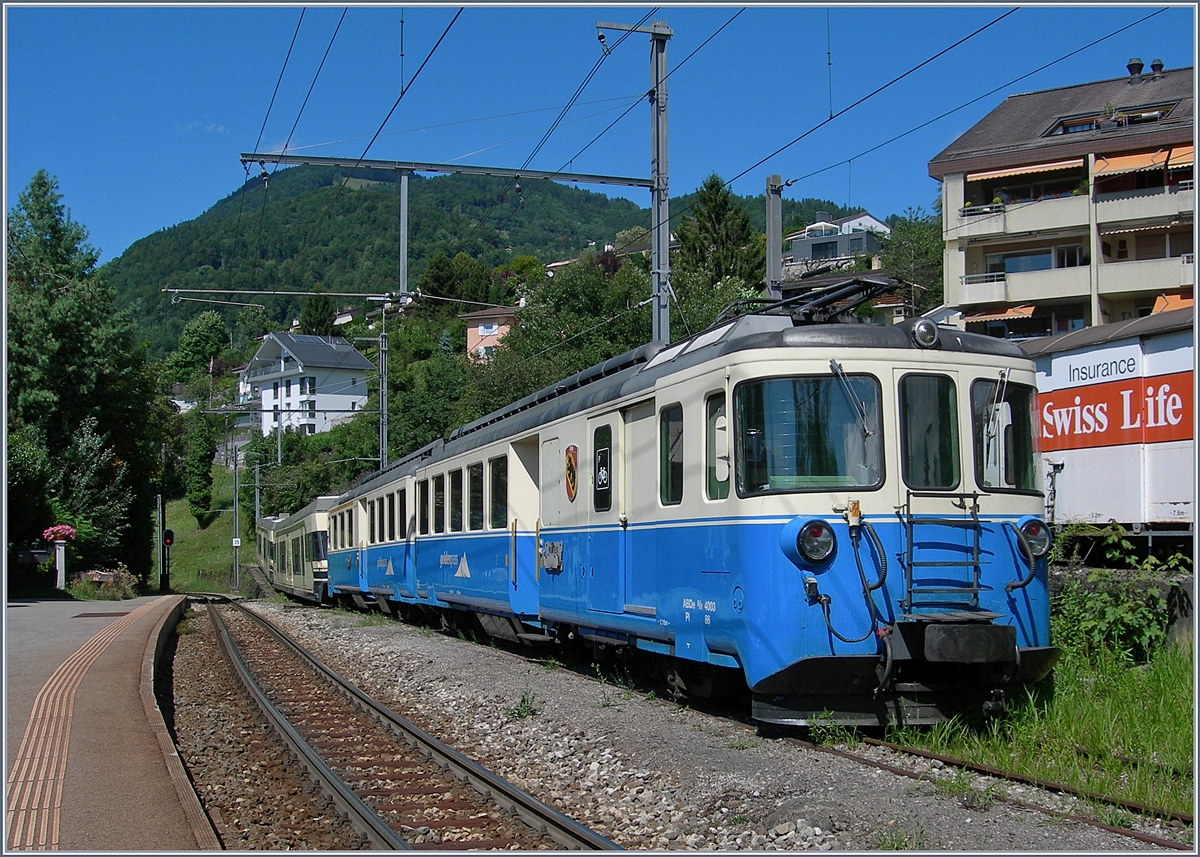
xmin=42 ymin=524 xmax=77 ymax=542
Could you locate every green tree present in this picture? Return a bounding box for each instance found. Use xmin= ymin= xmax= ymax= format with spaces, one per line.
xmin=300 ymin=293 xmax=335 ymax=335
xmin=184 ymin=412 xmax=218 ymax=528
xmin=46 ymin=416 xmax=132 ymax=567
xmin=233 ymin=304 xmax=269 ymax=350
xmin=880 ymin=206 xmax=944 ymax=313
xmin=674 ymin=173 xmax=766 ymax=289
xmin=163 ymin=310 xmax=228 ymax=383
xmin=7 ymin=170 xmax=164 ymax=579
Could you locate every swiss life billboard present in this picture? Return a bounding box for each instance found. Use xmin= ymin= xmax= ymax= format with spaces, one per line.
xmin=1034 ymin=329 xmax=1194 ymax=526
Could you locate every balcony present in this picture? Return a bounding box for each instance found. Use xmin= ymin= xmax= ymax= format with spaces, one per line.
xmin=958 ymin=273 xmax=1007 ymax=305
xmin=958 ymin=266 xmax=1093 ymax=306
xmin=1005 ymin=193 xmax=1089 ymax=234
xmin=1098 ymin=256 xmax=1194 ymax=295
xmin=950 ymin=204 xmax=1005 ymax=240
xmin=1005 ymin=265 xmax=1090 ymax=302
xmin=1096 ymin=183 xmax=1195 ymax=224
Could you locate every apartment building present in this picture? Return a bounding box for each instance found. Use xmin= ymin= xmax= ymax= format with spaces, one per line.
xmin=928 ymin=59 xmax=1193 ymax=339
xmin=239 ymin=332 xmax=374 ymax=437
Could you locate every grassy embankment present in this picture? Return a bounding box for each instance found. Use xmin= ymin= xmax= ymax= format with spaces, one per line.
xmin=153 ymin=466 xmax=251 ymax=594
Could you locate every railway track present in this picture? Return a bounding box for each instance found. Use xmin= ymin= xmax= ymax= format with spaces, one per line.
xmin=206 ymin=599 xmax=618 ymax=850
xmin=782 ymin=734 xmax=1192 ymax=851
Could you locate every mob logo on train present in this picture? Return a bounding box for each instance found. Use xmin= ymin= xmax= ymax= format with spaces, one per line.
xmin=564 ymin=445 xmax=579 ymax=502
xmin=1038 ymin=353 xmax=1193 ymax=451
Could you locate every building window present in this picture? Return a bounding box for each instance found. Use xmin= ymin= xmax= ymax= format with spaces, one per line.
xmin=811 ymin=241 xmax=839 ymax=260
xmin=479 ymin=322 xmax=499 ymax=336
xmin=285 ymin=379 xmax=291 ymax=397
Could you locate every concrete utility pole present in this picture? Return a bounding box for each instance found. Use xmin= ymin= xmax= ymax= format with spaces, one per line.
xmin=597 ymin=18 xmax=672 ymax=342
xmin=766 ymin=175 xmax=784 ymax=299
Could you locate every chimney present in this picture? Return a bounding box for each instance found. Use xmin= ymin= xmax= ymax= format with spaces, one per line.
xmin=1150 ymin=58 xmax=1165 ymax=78
xmin=1126 ymin=57 xmax=1144 ymax=82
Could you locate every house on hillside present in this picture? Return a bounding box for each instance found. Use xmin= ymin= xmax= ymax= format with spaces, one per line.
xmin=929 ymin=58 xmax=1193 ymax=340
xmin=782 ymin=212 xmax=890 ymax=277
xmin=460 ymin=305 xmax=519 ymax=360
xmin=238 ymin=332 xmax=374 ymax=437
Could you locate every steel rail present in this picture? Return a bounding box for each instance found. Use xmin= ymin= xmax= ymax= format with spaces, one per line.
xmin=784 ymin=737 xmax=1191 ymax=851
xmin=206 ymin=601 xmax=410 ymax=849
xmin=861 ymin=736 xmax=1193 ymax=826
xmin=227 ymin=600 xmax=620 ymax=850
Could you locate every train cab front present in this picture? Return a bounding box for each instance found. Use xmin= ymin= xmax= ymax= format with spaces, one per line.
xmin=754 ymin=501 xmax=1060 ymax=728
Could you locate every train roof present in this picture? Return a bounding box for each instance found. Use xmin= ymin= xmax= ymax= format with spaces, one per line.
xmin=337 ymin=284 xmax=1032 ymax=501
xmin=1019 ymin=307 xmax=1193 ymax=358
xmin=266 ymin=495 xmax=340 ymax=530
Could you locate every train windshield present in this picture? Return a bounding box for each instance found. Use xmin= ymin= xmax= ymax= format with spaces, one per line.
xmin=735 ymin=375 xmax=883 ymax=494
xmin=971 ymin=375 xmax=1040 ymax=492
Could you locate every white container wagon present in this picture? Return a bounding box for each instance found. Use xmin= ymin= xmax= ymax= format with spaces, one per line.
xmin=1020 ymin=308 xmax=1194 ymax=555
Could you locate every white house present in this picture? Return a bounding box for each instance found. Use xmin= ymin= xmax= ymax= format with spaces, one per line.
xmin=239 ymin=333 xmax=375 ymax=437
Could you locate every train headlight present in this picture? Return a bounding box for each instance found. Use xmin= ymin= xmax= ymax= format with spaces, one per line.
xmin=780 ymin=517 xmax=838 ymax=567
xmin=911 ymin=318 xmax=940 ymax=349
xmin=798 ymin=520 xmax=836 ymax=563
xmin=1019 ymin=518 xmax=1052 ymax=558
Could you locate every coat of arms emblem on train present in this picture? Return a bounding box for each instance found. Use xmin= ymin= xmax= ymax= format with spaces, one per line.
xmin=565 ymin=445 xmax=578 ymax=502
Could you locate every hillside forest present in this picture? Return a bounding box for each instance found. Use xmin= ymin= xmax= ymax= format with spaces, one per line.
xmin=7 ymin=164 xmax=942 ymax=585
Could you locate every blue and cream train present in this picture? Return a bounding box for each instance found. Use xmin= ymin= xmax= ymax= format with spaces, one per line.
xmin=256 ymin=293 xmax=1059 ymax=726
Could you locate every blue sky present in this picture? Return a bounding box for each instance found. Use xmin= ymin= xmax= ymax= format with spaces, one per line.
xmin=4 ymin=4 xmax=1196 ymax=264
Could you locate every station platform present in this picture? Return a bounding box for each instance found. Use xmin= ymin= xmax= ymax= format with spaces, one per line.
xmin=5 ymin=594 xmax=219 ymax=851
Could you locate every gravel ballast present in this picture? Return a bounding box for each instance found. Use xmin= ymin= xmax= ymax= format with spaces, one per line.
xmin=173 ymin=599 xmax=1187 ymax=851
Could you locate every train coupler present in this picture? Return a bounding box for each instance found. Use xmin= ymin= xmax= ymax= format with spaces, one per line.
xmin=982 ymin=688 xmax=1006 ymax=717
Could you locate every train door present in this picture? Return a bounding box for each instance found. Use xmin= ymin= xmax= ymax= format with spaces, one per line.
xmin=586 ymin=415 xmax=624 ymax=613
xmin=508 ymin=438 xmax=540 ymax=617
xmin=621 ymin=400 xmax=658 ymax=608
xmin=893 ymin=369 xmax=979 ymax=613
xmin=357 ymin=500 xmax=370 ymax=593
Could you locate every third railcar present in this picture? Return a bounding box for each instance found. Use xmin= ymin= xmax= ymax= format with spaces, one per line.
xmin=257 ymin=496 xmax=337 ymax=604
xmin=264 ymin=290 xmax=1060 ymax=726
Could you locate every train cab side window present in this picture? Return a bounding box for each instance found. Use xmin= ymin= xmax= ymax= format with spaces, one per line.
xmin=899 ymin=374 xmax=960 ymax=490
xmin=377 ymin=498 xmax=387 ymax=544
xmin=593 ymin=425 xmax=613 ymax=512
xmin=418 ymin=480 xmax=430 ymax=535
xmin=347 ymin=510 xmax=354 ymax=547
xmin=706 ymin=393 xmax=730 ymax=500
xmin=971 ymin=377 xmax=1039 ymax=492
xmin=489 ymin=455 xmax=508 ymax=529
xmin=397 ymin=489 xmax=408 ymax=539
xmin=368 ymin=500 xmax=377 ymax=544
xmin=433 ymin=475 xmax=446 ymax=534
xmin=387 ymin=493 xmax=396 ymax=541
xmin=660 ymin=403 xmax=684 ymax=506
xmin=449 ymin=469 xmax=464 ymax=532
xmin=468 ymin=463 xmax=485 ymax=530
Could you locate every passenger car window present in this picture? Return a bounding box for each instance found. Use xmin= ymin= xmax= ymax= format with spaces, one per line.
xmin=489 ymin=456 xmax=508 ymax=529
xmin=971 ymin=375 xmax=1039 ymax=492
xmin=660 ymin=404 xmax=684 ymax=505
xmin=899 ymin=374 xmax=960 ymax=490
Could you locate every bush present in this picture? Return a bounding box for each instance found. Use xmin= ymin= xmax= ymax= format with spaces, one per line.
xmin=1052 ymin=568 xmax=1169 ymax=663
xmin=66 ymin=566 xmax=140 ymax=601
